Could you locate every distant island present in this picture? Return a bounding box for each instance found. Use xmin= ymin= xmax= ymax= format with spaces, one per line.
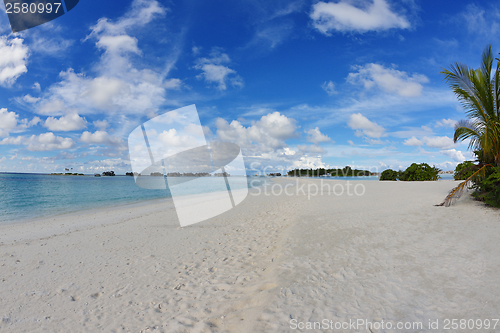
xmin=123 ymin=171 xmax=230 ymax=177
xmin=287 ymin=166 xmax=374 ymax=177
xmin=51 ymin=173 xmax=85 ymax=176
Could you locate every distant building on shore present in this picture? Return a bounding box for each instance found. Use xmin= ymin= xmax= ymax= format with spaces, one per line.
xmin=214 ymin=172 xmax=230 ymax=177
xmin=167 ymin=172 xmax=211 ymax=177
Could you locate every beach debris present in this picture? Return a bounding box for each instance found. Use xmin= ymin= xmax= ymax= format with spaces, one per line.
xmin=437 ymin=164 xmax=492 ymax=206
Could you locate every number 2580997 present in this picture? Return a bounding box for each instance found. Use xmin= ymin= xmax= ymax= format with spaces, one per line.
xmin=5 ymin=2 xmax=62 ymax=14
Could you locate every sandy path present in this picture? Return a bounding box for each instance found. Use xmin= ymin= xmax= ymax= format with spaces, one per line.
xmin=0 ymin=179 xmax=499 ymax=332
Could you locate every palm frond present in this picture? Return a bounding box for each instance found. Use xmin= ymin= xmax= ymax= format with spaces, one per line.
xmin=436 ymin=164 xmax=492 ymax=207
xmin=454 ymin=120 xmax=482 ymax=150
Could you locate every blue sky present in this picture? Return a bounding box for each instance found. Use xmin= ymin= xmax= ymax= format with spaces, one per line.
xmin=0 ymin=0 xmax=498 ymax=174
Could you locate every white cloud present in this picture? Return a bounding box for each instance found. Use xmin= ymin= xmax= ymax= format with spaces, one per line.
xmin=310 ymin=0 xmax=410 ymax=35
xmin=0 ymin=108 xmax=39 ymax=137
xmin=290 ymin=155 xmax=327 ymax=169
xmin=0 ymin=133 xmax=75 ymax=151
xmin=441 ymin=149 xmax=465 ymax=162
xmin=347 ymin=63 xmax=428 ymax=97
xmin=88 ymin=0 xmax=165 ymax=38
xmin=321 ymin=80 xmax=337 ymax=96
xmin=0 ymin=136 xmax=24 ymax=145
xmin=0 ymin=108 xmax=19 ymax=137
xmin=27 ymin=35 xmax=73 ymax=56
xmin=28 ymin=133 xmax=76 ymax=151
xmin=44 ymin=113 xmax=87 ymax=131
xmin=163 ymin=78 xmax=182 ymax=90
xmin=80 ymin=130 xmax=125 ymax=147
xmin=403 ymin=136 xmax=423 ymax=146
xmin=156 ymin=128 xmax=201 ymax=150
xmin=216 ymin=112 xmax=298 ymax=150
xmin=213 ymin=112 xmax=333 ymax=172
xmin=348 ymin=113 xmax=386 ymax=138
xmin=23 ymin=94 xmax=41 ymax=103
xmin=93 ymin=120 xmax=109 ymax=131
xmin=38 ymin=69 xmax=166 ymax=116
xmin=0 ymin=36 xmax=29 ymax=86
xmin=83 ymin=76 xmax=131 ymax=109
xmin=306 ymin=127 xmax=332 ymax=144
xmin=194 ymin=49 xmax=243 ymax=91
xmin=31 ymin=0 xmax=175 ymax=117
xmin=458 ymin=3 xmax=500 ymax=38
xmin=365 ymin=138 xmax=385 ymax=145
xmin=18 ymin=117 xmax=41 ymax=130
xmin=309 ymin=145 xmax=325 ymax=154
xmin=348 ymin=140 xmax=355 ymax=146
xmin=192 ymin=46 xmax=201 ymax=56
xmin=202 ymin=125 xmax=213 ymax=137
xmin=39 ymin=99 xmax=66 ymax=115
xmin=96 ymin=35 xmax=140 ymax=54
xmin=422 ymin=136 xmax=455 ymax=149
xmin=435 ymin=161 xmax=457 ymax=171
xmin=33 ymin=82 xmax=41 ymax=91
xmin=435 ymin=118 xmax=458 ymax=128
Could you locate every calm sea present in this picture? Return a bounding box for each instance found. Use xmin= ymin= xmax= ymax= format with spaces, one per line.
xmin=0 ymin=174 xmax=261 ymax=224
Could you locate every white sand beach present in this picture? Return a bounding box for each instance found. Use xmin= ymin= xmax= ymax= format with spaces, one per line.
xmin=1 ymin=179 xmax=499 ymax=332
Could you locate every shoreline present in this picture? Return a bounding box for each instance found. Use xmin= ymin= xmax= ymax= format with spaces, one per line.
xmin=0 ymin=177 xmax=466 ymax=234
xmin=1 ymin=194 xmax=173 ymax=226
xmin=0 ymin=174 xmax=263 ymax=226
xmin=0 ymin=196 xmax=176 ymax=244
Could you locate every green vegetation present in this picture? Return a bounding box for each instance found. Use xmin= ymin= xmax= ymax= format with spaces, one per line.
xmin=441 ymin=44 xmax=500 ymax=166
xmin=287 ymin=166 xmax=372 ymax=177
xmin=51 ymin=173 xmax=85 ymax=176
xmin=379 ymin=169 xmax=398 ymax=181
xmin=379 ymin=163 xmax=441 ymax=181
xmin=399 ymin=163 xmax=441 ymax=181
xmin=454 ymin=161 xmax=476 ymax=180
xmin=471 ymin=166 xmax=500 ymax=207
xmin=439 ymin=45 xmax=500 ymax=207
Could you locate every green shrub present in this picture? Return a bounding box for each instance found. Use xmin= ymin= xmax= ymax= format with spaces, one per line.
xmin=472 ymin=166 xmax=500 ymax=207
xmin=454 ymin=161 xmax=476 ymax=180
xmin=380 ymin=169 xmax=398 ymax=181
xmin=399 ymin=163 xmax=441 ymax=181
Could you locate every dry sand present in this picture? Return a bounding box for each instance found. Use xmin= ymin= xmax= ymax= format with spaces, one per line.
xmin=0 ymin=179 xmax=499 ymax=332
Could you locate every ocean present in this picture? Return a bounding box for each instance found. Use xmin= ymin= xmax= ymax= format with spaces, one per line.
xmin=0 ymin=173 xmax=261 ymax=224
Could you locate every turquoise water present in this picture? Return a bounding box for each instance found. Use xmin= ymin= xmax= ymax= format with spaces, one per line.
xmin=0 ymin=174 xmax=259 ymax=224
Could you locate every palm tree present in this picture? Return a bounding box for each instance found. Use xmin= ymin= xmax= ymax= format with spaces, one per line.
xmin=438 ymin=45 xmax=500 ymax=206
xmin=441 ymin=44 xmax=500 ymax=165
